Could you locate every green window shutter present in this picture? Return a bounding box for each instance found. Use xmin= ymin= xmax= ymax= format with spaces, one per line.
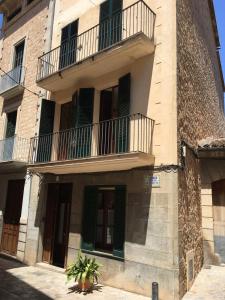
xmin=36 ymin=99 xmax=55 ymax=163
xmin=117 ymin=73 xmax=131 ymax=153
xmin=81 ymin=186 xmax=98 ymax=251
xmin=113 ymin=185 xmax=126 ymax=258
xmin=75 ymin=88 xmax=94 ymax=158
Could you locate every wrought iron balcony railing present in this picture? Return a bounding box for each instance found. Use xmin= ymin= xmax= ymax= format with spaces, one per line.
xmin=29 ymin=113 xmax=154 ymax=164
xmin=0 ymin=136 xmax=30 ymax=162
xmin=0 ymin=65 xmax=25 ymax=95
xmin=37 ymin=0 xmax=156 ymax=81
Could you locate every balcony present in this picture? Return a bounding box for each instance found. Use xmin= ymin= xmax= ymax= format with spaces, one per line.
xmin=0 ymin=65 xmax=25 ymax=99
xmin=36 ymin=0 xmax=156 ymax=92
xmin=0 ymin=135 xmax=30 ymax=173
xmin=28 ymin=113 xmax=155 ymax=174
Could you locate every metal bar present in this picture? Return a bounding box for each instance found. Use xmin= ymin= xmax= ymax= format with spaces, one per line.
xmin=37 ymin=0 xmax=156 ymax=80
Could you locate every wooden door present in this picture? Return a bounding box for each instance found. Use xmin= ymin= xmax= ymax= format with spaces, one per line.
xmin=52 ymin=183 xmax=72 ymax=267
xmin=42 ymin=183 xmax=72 ymax=268
xmin=42 ymin=183 xmax=58 ymax=263
xmin=1 ymin=180 xmax=24 ymax=256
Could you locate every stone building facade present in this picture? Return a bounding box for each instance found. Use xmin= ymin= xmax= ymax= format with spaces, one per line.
xmin=177 ymin=0 xmax=225 ymax=297
xmin=0 ymin=1 xmax=224 ymax=300
xmin=0 ymin=0 xmax=54 ymax=261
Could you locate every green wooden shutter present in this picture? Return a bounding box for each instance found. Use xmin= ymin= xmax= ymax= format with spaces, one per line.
xmin=81 ymin=186 xmax=98 ymax=251
xmin=75 ymin=88 xmax=94 ymax=158
xmin=117 ymin=73 xmax=131 ymax=153
xmin=113 ymin=185 xmax=126 ymax=258
xmin=37 ymin=99 xmax=55 ymax=163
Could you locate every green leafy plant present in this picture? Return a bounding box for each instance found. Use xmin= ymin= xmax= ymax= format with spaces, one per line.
xmin=66 ymin=251 xmax=102 ymax=286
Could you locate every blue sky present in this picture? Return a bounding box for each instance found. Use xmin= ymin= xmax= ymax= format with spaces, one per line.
xmin=214 ymin=0 xmax=225 ymax=83
xmin=0 ymin=2 xmax=224 ymax=81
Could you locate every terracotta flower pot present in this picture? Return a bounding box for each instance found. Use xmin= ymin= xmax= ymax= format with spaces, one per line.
xmin=78 ymin=279 xmax=93 ymax=292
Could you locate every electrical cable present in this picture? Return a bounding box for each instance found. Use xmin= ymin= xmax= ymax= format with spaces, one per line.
xmin=0 ymin=66 xmax=41 ymax=97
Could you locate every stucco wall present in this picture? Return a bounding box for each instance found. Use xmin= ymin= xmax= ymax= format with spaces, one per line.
xmin=177 ymin=0 xmax=225 ymax=297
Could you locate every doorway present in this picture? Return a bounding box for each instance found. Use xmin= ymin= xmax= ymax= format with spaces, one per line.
xmin=212 ymin=180 xmax=225 ymax=263
xmin=1 ymin=180 xmax=25 ymax=256
xmin=99 ymin=86 xmax=118 ymax=155
xmin=99 ymin=0 xmax=123 ymax=50
xmin=43 ymin=183 xmax=72 ymax=268
xmin=3 ymin=110 xmax=17 ymax=161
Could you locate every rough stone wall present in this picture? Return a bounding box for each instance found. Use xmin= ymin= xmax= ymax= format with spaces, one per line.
xmin=0 ymin=0 xmax=50 ymax=139
xmin=177 ymin=0 xmax=225 ymax=298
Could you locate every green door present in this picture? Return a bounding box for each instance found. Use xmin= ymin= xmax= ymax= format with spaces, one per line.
xmin=99 ymin=0 xmax=122 ymax=50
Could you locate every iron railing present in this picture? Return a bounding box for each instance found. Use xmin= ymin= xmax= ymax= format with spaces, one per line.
xmin=0 ymin=136 xmax=30 ymax=162
xmin=29 ymin=113 xmax=154 ymax=164
xmin=37 ymin=0 xmax=156 ymax=81
xmin=0 ymin=65 xmax=25 ymax=95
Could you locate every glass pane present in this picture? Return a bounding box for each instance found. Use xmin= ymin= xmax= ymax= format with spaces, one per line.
xmin=96 ymin=226 xmax=103 ymax=243
xmin=108 ymin=209 xmax=114 ymax=226
xmin=97 ymin=209 xmax=103 ymax=225
xmin=106 ymin=226 xmax=113 ymax=245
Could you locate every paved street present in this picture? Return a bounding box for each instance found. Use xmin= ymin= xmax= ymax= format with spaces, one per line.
xmin=183 ymin=265 xmax=225 ymax=300
xmin=0 ymin=256 xmax=149 ymax=300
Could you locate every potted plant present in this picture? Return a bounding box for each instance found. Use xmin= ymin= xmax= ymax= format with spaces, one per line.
xmin=66 ymin=251 xmax=102 ymax=292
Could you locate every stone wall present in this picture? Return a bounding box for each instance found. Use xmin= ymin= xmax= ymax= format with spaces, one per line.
xmin=33 ymin=170 xmax=179 ymax=299
xmin=177 ymin=0 xmax=225 ymax=297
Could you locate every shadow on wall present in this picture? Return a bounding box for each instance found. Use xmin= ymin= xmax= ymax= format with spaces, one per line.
xmin=34 ymin=170 xmax=154 ymax=258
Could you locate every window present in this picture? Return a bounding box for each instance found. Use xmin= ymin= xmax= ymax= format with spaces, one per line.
xmin=7 ymin=7 xmax=22 ymax=22
xmin=82 ymin=186 xmax=126 ymax=258
xmin=14 ymin=40 xmax=25 ymax=68
xmin=96 ymin=190 xmax=115 ymax=252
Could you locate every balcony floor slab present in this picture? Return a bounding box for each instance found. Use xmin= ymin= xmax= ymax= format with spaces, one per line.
xmin=37 ymin=33 xmax=155 ymax=93
xmin=28 ymin=152 xmax=155 ymax=175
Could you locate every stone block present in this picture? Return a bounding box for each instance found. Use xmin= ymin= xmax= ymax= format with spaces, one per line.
xmin=202 ymin=206 xmax=213 ymax=218
xmin=17 ymin=241 xmax=26 ymax=252
xmin=202 ymin=217 xmax=213 ymax=230
xmin=203 ymin=228 xmax=214 ymax=242
xmin=201 ymin=194 xmax=212 ymax=206
xmin=18 ymin=232 xmax=26 ymax=243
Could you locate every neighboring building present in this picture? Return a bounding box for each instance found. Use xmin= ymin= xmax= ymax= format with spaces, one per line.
xmin=0 ymin=1 xmax=224 ymax=300
xmin=0 ymin=0 xmax=54 ymax=259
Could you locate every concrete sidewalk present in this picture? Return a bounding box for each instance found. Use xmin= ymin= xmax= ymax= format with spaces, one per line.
xmin=183 ymin=265 xmax=225 ymax=300
xmin=0 ymin=256 xmax=150 ymax=300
